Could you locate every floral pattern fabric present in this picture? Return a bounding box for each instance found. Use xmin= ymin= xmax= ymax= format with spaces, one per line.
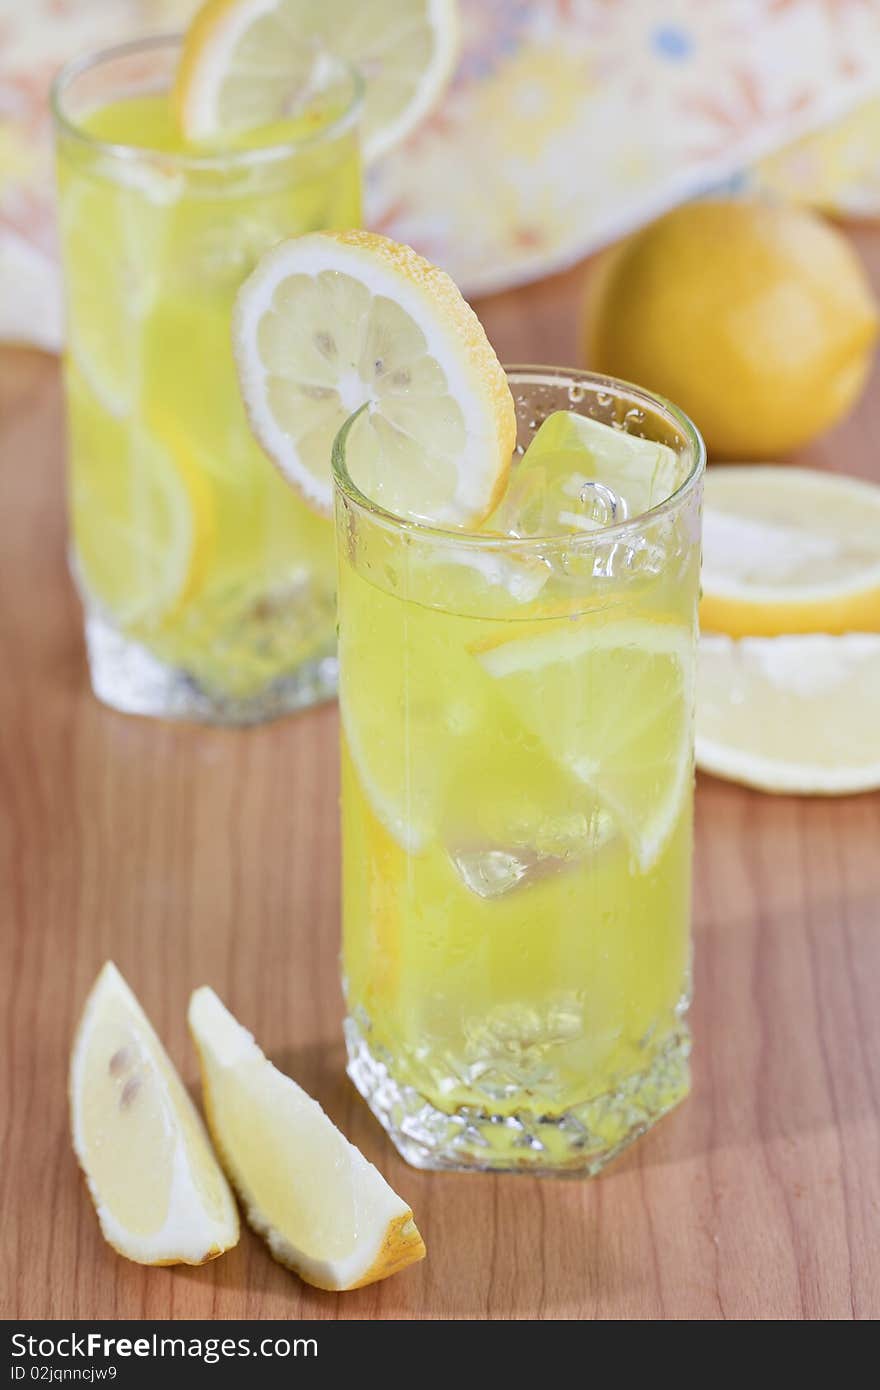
xmin=3 ymin=0 xmax=880 ymax=348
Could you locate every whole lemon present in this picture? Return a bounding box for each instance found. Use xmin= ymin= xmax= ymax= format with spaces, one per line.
xmin=585 ymin=200 xmax=879 ymax=458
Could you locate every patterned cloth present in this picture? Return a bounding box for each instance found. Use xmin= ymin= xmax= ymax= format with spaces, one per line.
xmin=3 ymin=0 xmax=880 ymax=349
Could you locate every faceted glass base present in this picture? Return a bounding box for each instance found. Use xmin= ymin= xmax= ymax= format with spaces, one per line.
xmin=83 ymin=610 xmax=337 ymax=725
xmin=345 ymin=1013 xmax=691 ymax=1176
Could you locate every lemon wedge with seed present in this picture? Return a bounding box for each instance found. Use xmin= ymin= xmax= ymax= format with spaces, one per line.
xmin=69 ymin=963 xmax=239 ymax=1266
xmin=233 ymin=229 xmax=515 ymax=521
xmin=700 ymin=466 xmax=880 ymax=637
xmin=189 ymin=986 xmax=426 ymax=1291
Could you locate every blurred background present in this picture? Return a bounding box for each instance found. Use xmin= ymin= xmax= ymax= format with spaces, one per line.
xmin=5 ymin=0 xmax=880 ymax=349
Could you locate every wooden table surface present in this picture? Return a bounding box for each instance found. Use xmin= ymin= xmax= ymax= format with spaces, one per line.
xmin=2 ymin=229 xmax=879 ymax=1323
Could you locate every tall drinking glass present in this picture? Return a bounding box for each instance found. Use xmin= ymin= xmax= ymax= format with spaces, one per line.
xmin=53 ymin=36 xmax=362 ymax=722
xmin=334 ymin=368 xmax=705 ymax=1173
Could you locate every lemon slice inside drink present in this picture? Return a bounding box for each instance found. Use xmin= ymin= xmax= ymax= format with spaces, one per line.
xmin=474 ymin=619 xmax=695 ymax=871
xmin=175 ymin=0 xmax=459 ymax=161
xmin=70 ymin=379 xmax=214 ymax=628
xmin=58 ymin=176 xmax=172 ymax=418
xmin=189 ymin=986 xmax=426 ymax=1290
xmin=69 ymin=963 xmax=239 ymax=1266
xmin=233 ymin=229 xmax=515 ymax=520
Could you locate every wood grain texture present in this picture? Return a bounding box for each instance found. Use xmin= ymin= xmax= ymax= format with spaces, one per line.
xmin=2 ymin=229 xmax=879 ymax=1321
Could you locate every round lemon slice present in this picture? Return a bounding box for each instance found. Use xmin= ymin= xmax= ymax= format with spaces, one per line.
xmin=189 ymin=987 xmax=426 ymax=1291
xmin=59 ymin=173 xmax=176 ymax=419
xmin=70 ymin=380 xmax=214 ymax=630
xmin=174 ymin=0 xmax=459 ymax=161
xmin=474 ymin=618 xmax=695 ymax=871
xmin=696 ymin=633 xmax=880 ymax=794
xmin=701 ymin=466 xmax=880 ymax=636
xmin=233 ymin=229 xmax=515 ymax=521
xmin=69 ymin=963 xmax=239 ymax=1266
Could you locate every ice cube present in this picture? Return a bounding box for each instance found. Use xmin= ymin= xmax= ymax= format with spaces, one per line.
xmin=448 ymin=846 xmax=535 ymax=899
xmin=487 ymin=410 xmax=681 ymax=540
xmin=447 ymin=805 xmax=616 ymax=900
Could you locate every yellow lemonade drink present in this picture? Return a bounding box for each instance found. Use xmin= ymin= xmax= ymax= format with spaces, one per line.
xmin=335 ymin=371 xmax=704 ymax=1173
xmin=53 ymin=36 xmax=361 ymax=720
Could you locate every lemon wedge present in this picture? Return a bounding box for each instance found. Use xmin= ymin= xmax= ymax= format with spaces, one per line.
xmin=701 ymin=466 xmax=880 ymax=636
xmin=174 ymin=0 xmax=459 ymax=161
xmin=189 ymin=987 xmax=426 ymax=1290
xmin=696 ymin=633 xmax=880 ymax=794
xmin=69 ymin=963 xmax=239 ymax=1266
xmin=233 ymin=229 xmax=515 ymax=521
xmin=474 ymin=618 xmax=695 ymax=870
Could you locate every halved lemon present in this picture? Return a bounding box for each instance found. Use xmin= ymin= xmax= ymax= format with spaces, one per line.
xmin=69 ymin=963 xmax=239 ymax=1266
xmin=474 ymin=618 xmax=695 ymax=870
xmin=696 ymin=633 xmax=880 ymax=794
xmin=233 ymin=228 xmax=515 ymax=520
xmin=189 ymin=987 xmax=426 ymax=1290
xmin=174 ymin=0 xmax=459 ymax=161
xmin=700 ymin=466 xmax=880 ymax=636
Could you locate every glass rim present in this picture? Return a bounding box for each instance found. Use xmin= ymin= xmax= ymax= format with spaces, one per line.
xmin=50 ymin=31 xmax=365 ymax=172
xmin=331 ymin=365 xmax=707 ymax=552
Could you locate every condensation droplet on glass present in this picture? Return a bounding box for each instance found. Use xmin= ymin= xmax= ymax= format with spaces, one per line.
xmin=568 ymin=383 xmax=586 ymax=404
xmin=596 ymin=391 xmax=613 ymax=408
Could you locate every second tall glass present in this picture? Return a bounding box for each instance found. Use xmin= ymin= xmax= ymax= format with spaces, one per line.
xmin=53 ymin=35 xmax=362 ymax=722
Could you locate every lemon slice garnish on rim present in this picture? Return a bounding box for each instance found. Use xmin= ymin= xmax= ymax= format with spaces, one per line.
xmin=189 ymin=986 xmax=426 ymax=1291
xmin=69 ymin=963 xmax=239 ymax=1266
xmin=233 ymin=228 xmax=515 ymax=522
xmin=174 ymin=0 xmax=459 ymax=161
xmin=473 ymin=618 xmax=695 ymax=871
xmin=701 ymin=465 xmax=880 ymax=637
xmin=697 ymin=633 xmax=880 ymax=795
